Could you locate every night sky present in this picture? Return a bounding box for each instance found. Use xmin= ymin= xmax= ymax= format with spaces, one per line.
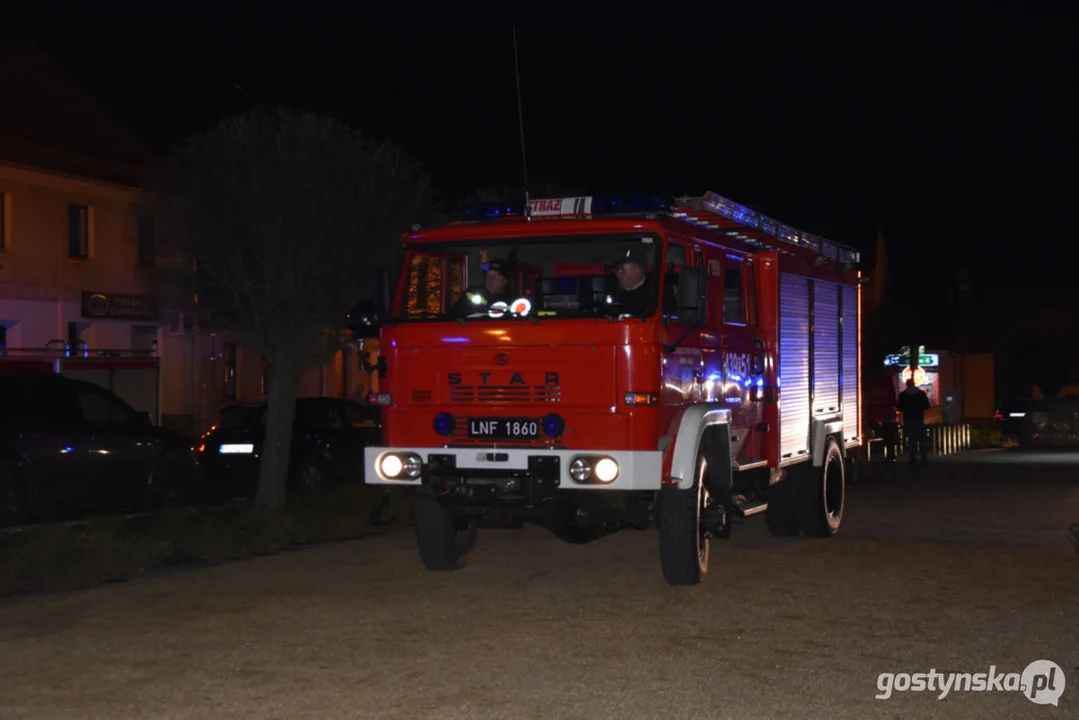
xmin=6 ymin=7 xmax=1077 ymax=368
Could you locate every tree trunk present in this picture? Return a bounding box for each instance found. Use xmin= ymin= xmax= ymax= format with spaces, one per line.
xmin=255 ymin=355 xmax=301 ymax=511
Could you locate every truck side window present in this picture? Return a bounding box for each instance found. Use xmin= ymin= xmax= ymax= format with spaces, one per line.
xmin=662 ymin=243 xmax=687 ymax=317
xmin=723 ymin=260 xmax=746 ymax=325
xmin=447 ymin=254 xmax=466 ymax=308
xmin=404 ymin=252 xmax=444 ymax=316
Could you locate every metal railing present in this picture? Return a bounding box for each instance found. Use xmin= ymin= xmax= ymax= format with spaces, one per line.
xmin=0 ymin=342 xmax=158 ymax=358
xmin=866 ymin=423 xmax=973 ymax=461
xmin=916 ymin=424 xmax=972 ymax=455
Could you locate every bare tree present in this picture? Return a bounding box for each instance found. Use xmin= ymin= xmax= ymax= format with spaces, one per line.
xmin=464 ymin=177 xmax=566 ymax=205
xmin=140 ymin=106 xmax=434 ymax=511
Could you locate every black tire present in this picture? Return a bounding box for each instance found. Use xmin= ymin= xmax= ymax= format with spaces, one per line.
xmin=798 ymin=437 xmax=845 ymax=538
xmin=368 ymin=488 xmax=396 ymax=526
xmin=454 ymin=515 xmax=479 ymax=556
xmin=0 ymin=462 xmax=29 ymax=528
xmin=413 ymin=487 xmax=476 ymax=571
xmin=845 ymin=453 xmax=860 ymax=486
xmin=658 ymin=450 xmax=709 ymax=586
xmin=766 ymin=466 xmax=802 ymax=537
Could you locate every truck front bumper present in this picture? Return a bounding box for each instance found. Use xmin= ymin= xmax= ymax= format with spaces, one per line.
xmin=364 ymin=446 xmax=663 ymax=499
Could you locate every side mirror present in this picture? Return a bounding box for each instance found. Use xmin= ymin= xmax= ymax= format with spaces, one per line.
xmin=136 ymin=411 xmax=153 ymax=427
xmin=676 ymin=266 xmax=704 ymax=326
xmin=375 ymin=265 xmax=394 ymax=320
xmin=662 ymin=271 xmax=679 ymax=317
xmin=347 ymin=300 xmax=383 ymax=341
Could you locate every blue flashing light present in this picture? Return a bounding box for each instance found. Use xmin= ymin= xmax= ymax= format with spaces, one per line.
xmin=463 ymin=202 xmax=521 ymax=220
xmin=433 ymin=412 xmax=455 ymax=436
xmin=462 ymin=194 xmax=677 ymax=221
xmin=586 ymin=194 xmax=677 ymax=215
xmin=541 ymin=413 xmax=565 ymax=438
xmin=706 ymin=372 xmax=722 ymax=382
xmin=441 ymin=336 xmax=470 ymax=343
xmin=756 ymin=377 xmax=764 ymax=388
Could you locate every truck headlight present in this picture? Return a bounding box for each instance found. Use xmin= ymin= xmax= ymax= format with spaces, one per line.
xmin=594 ymin=457 xmax=619 ymax=482
xmin=380 ymin=454 xmax=403 ymax=478
xmin=378 ymin=452 xmax=422 ymax=480
xmin=403 ymin=454 xmax=422 ymax=478
xmin=569 ymin=458 xmax=592 ymax=482
xmin=568 ymin=455 xmax=619 ymax=484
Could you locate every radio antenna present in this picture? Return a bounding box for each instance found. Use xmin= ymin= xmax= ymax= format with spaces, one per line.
xmin=512 ymin=26 xmax=532 ymax=221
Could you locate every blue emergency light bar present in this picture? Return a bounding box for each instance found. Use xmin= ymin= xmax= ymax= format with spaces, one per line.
xmin=460 ymin=190 xmax=860 ymax=266
xmin=463 ymin=194 xmax=676 ymax=220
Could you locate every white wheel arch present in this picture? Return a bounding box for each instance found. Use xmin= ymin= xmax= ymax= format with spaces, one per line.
xmin=666 ymin=404 xmax=732 ymax=491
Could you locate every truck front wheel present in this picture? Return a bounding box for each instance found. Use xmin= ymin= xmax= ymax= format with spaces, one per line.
xmin=413 ymin=487 xmax=477 ymax=571
xmin=658 ymin=450 xmax=710 ymax=586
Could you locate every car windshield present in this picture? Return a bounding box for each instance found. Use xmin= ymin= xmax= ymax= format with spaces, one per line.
xmin=392 ymin=233 xmax=661 ymax=322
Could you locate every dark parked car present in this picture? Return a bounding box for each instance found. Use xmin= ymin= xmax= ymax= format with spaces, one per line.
xmin=1012 ymin=397 xmax=1079 ymax=449
xmin=995 ymin=399 xmax=1032 ymax=447
xmin=0 ymin=370 xmax=199 ymax=527
xmin=198 ymin=397 xmax=382 ymax=500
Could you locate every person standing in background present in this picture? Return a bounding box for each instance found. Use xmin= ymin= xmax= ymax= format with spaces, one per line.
xmin=897 ymin=378 xmax=931 ymax=464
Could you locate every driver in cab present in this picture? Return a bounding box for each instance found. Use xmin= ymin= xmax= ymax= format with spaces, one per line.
xmin=608 ymin=247 xmax=652 ymax=314
xmin=454 ymin=260 xmax=518 ymax=314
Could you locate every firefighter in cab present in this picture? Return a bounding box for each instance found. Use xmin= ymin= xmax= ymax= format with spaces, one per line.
xmin=455 ymin=260 xmax=518 ymax=314
xmin=607 ymin=246 xmax=652 ymax=314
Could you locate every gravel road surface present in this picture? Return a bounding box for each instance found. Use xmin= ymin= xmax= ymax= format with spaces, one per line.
xmin=1 ymin=449 xmax=1076 ymax=719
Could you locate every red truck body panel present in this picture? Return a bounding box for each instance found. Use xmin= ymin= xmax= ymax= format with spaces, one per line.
xmin=374 ymin=193 xmax=862 ymax=475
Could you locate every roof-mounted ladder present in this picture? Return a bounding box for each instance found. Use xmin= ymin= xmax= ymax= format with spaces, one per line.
xmin=673 ymin=190 xmax=861 ymax=266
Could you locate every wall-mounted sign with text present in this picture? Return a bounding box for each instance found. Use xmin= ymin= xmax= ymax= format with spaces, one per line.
xmin=81 ymin=291 xmax=159 ymax=322
xmin=883 ymin=351 xmax=939 ymax=368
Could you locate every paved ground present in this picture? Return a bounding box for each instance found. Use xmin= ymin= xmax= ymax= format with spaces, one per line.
xmin=1 ymin=449 xmax=1077 ymax=719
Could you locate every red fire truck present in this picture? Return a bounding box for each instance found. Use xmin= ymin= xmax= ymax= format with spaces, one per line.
xmin=350 ymin=191 xmax=862 ymax=585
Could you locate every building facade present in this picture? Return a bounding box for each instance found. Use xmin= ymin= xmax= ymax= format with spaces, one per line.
xmin=0 ymin=40 xmax=375 ymax=436
xmin=0 ymin=160 xmax=375 ymax=435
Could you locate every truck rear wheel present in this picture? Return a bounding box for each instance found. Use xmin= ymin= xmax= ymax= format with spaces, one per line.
xmin=658 ymin=451 xmax=709 ymax=586
xmin=413 ymin=487 xmax=477 ymax=571
xmin=798 ymin=437 xmax=845 ymax=538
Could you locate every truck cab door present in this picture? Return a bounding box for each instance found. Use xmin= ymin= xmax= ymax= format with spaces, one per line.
xmin=714 ymin=253 xmax=764 ymax=465
xmin=659 ymin=241 xmax=705 ymax=411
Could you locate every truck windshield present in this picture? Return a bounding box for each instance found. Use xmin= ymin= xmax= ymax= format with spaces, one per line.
xmin=393 ymin=233 xmax=661 ymax=321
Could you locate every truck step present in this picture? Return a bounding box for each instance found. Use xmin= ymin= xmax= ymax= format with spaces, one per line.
xmin=732 ymin=495 xmax=768 ymax=517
